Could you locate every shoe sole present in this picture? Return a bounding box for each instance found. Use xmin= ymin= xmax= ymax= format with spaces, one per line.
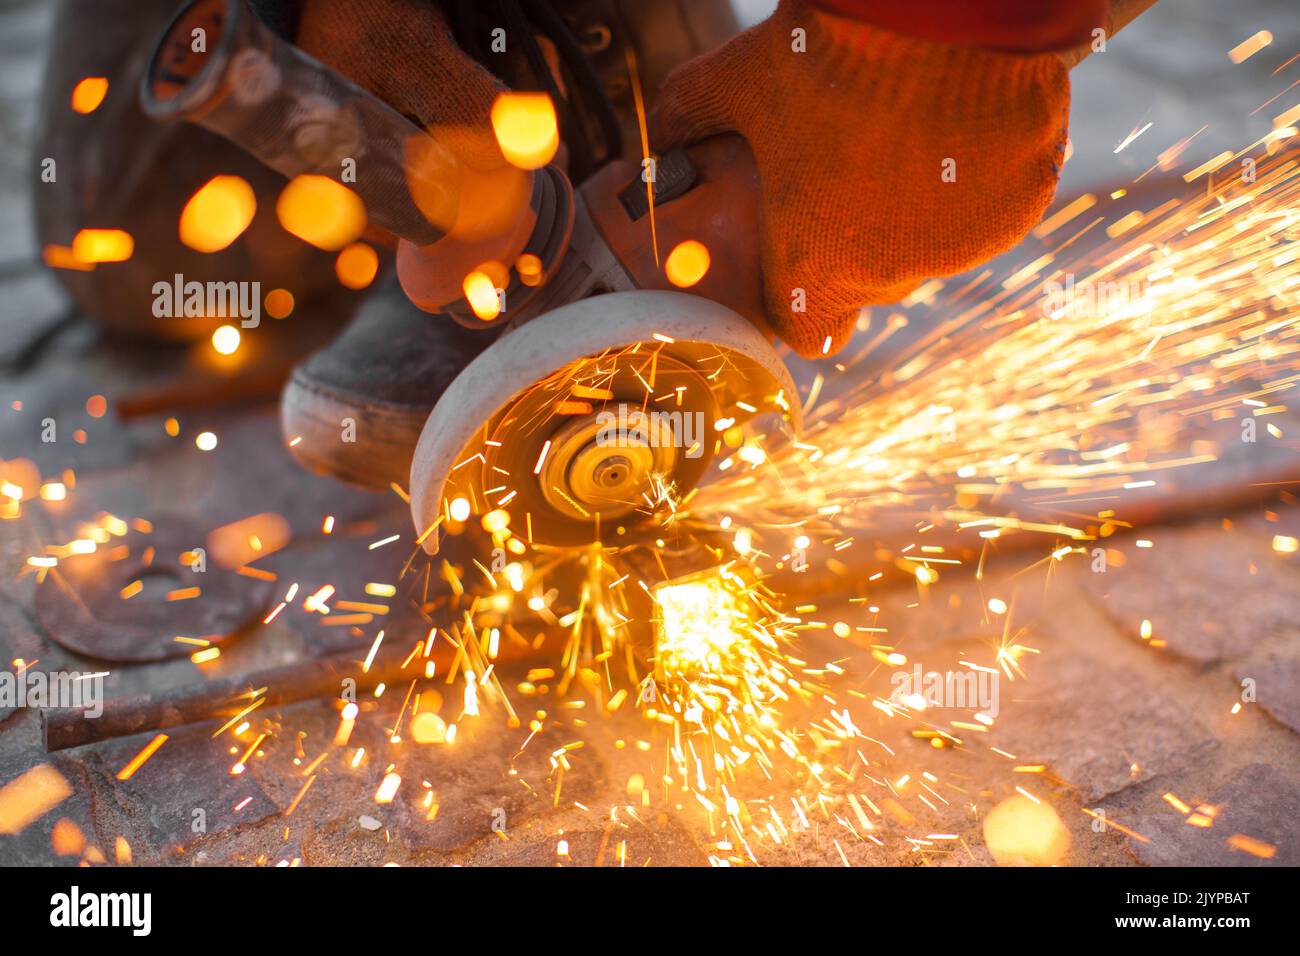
xmin=280 ymin=368 xmax=431 ymax=492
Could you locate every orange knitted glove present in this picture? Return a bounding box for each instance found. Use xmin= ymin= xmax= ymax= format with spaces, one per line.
xmin=651 ymin=0 xmax=1070 ymax=358
xmin=295 ymin=0 xmax=505 ymax=169
xmin=294 ymin=0 xmax=533 ymax=283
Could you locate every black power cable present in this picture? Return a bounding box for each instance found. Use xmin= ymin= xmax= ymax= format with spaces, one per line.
xmin=447 ymin=0 xmax=623 ymax=178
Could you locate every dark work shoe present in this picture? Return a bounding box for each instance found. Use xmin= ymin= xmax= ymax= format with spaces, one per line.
xmin=281 ymin=276 xmax=498 ymax=490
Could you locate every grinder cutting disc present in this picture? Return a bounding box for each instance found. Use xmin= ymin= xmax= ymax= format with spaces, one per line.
xmin=35 ymin=516 xmax=273 ymax=662
xmin=410 ymin=290 xmax=802 ymax=553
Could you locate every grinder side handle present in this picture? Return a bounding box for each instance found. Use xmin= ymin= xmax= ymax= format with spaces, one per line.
xmin=581 ymin=134 xmax=775 ymax=341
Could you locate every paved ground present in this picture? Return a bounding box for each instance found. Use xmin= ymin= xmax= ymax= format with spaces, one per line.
xmin=1 ymin=0 xmax=1297 ymax=866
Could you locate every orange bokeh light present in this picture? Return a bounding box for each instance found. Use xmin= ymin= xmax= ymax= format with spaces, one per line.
xmin=665 ymin=240 xmax=711 ymax=288
xmin=462 ymin=270 xmax=501 ymax=321
xmin=516 ymin=253 xmax=543 ymax=287
xmin=490 ymin=93 xmax=559 ymax=170
xmin=983 ymin=795 xmax=1072 ymax=866
xmin=211 ymin=325 xmax=241 ymax=355
xmin=335 ymin=242 xmax=380 ymax=290
xmin=265 ymin=288 xmax=295 ymax=319
xmin=71 ymin=229 xmax=134 ymax=264
xmin=275 ymin=175 xmax=366 ymax=250
xmin=411 ymin=712 xmax=448 ymax=744
xmin=70 ymin=77 xmax=108 ymax=114
xmin=179 ymin=175 xmax=256 ymax=253
xmin=42 ymin=245 xmax=94 ymax=272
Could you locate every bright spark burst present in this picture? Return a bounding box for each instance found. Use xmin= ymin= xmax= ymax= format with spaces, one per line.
xmin=688 ymin=148 xmax=1300 ymax=554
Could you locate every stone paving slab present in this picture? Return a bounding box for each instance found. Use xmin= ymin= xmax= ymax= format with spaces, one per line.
xmin=1235 ymin=658 xmax=1300 ymax=739
xmin=78 ymin=723 xmax=282 ymax=864
xmin=182 ymin=694 xmax=617 ymax=865
xmin=992 ymin=633 xmax=1221 ymax=805
xmin=0 ymin=749 xmax=97 ymax=866
xmin=476 ymin=814 xmax=709 ymax=867
xmin=1129 ymin=763 xmax=1300 ymax=866
xmin=1080 ymin=520 xmax=1300 ymax=666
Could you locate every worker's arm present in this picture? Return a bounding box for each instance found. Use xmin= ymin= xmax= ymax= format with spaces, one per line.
xmin=808 ymin=0 xmax=1109 ymax=53
xmin=650 ymin=1 xmax=1155 ymax=358
xmin=1059 ymin=0 xmax=1159 ymax=69
xmin=807 ymin=0 xmax=1156 ymax=66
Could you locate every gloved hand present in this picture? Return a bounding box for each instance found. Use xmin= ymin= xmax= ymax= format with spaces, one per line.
xmin=293 ymin=0 xmax=535 ymax=304
xmin=651 ymin=0 xmax=1071 ymax=358
xmin=295 ymin=0 xmax=505 ymax=170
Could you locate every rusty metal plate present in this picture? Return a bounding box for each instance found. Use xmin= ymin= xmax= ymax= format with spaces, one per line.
xmin=35 ymin=515 xmax=273 ymax=662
